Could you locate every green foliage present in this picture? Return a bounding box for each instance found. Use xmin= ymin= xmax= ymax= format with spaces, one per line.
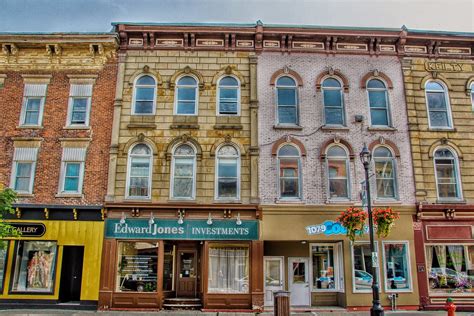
xmin=0 ymin=188 xmax=21 ymax=242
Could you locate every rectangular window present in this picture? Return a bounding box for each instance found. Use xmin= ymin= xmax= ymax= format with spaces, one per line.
xmin=328 ymin=159 xmax=349 ymax=199
xmin=11 ymin=241 xmax=57 ymax=293
xmin=383 ymin=242 xmax=411 ymax=291
xmin=426 ymin=245 xmax=474 ymax=294
xmin=116 ymin=241 xmax=158 ymax=292
xmin=177 ymin=87 xmax=197 ymax=115
xmin=277 ymin=88 xmax=298 ymax=125
xmin=375 ymin=159 xmax=396 ymax=199
xmin=217 ymin=159 xmax=238 ymax=199
xmin=67 ymin=84 xmax=92 ymax=126
xmin=369 ymin=90 xmax=389 ymax=126
xmin=427 ymin=91 xmax=450 ymax=128
xmin=10 ymin=148 xmax=38 ymax=194
xmin=219 ymin=87 xmax=238 ymax=115
xmin=173 ymin=158 xmax=194 ymax=199
xmin=59 ymin=148 xmax=86 ymax=194
xmin=324 ymin=90 xmax=344 ymax=125
xmin=0 ymin=241 xmax=8 ymax=292
xmin=208 ymin=246 xmax=249 ymax=294
xmin=312 ymin=245 xmax=337 ymax=290
xmin=352 ymin=242 xmax=379 ymax=292
xmin=279 ymin=158 xmax=299 ymax=198
xmin=20 ymin=84 xmax=47 ymax=126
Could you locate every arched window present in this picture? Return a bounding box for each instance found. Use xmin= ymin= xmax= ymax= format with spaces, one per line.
xmin=276 ymin=76 xmax=298 ymax=125
xmin=425 ymin=81 xmax=452 ymax=128
xmin=326 ymin=145 xmax=349 ymax=199
xmin=217 ymin=76 xmax=240 ymax=115
xmin=434 ymin=148 xmax=462 ymax=200
xmin=322 ymin=78 xmax=345 ymax=126
xmin=175 ymin=76 xmax=198 ymax=115
xmin=373 ymin=146 xmax=397 ymax=199
xmin=171 ymin=144 xmax=196 ymax=199
xmin=470 ymin=82 xmax=474 ymax=110
xmin=132 ymin=75 xmax=156 ymax=114
xmin=216 ymin=145 xmax=240 ymax=200
xmin=367 ymin=79 xmax=391 ymax=127
xmin=126 ymin=144 xmax=152 ymax=198
xmin=278 ymin=144 xmax=301 ymax=199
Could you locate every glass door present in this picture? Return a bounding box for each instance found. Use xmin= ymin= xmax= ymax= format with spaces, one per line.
xmin=264 ymin=256 xmax=284 ymax=306
xmin=310 ymin=243 xmax=344 ymax=292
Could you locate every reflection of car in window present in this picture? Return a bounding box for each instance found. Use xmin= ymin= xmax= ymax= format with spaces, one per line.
xmin=354 ymin=269 xmax=372 ymax=289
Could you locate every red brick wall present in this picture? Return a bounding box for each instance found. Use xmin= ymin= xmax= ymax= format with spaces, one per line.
xmin=0 ymin=60 xmax=117 ymax=205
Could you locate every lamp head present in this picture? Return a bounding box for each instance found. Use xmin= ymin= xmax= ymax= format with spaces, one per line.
xmin=359 ymin=143 xmax=372 ymax=165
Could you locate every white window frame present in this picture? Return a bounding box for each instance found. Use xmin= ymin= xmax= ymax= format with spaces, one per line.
xmin=309 ymin=242 xmax=344 ymax=293
xmin=216 ymin=75 xmax=241 ymax=116
xmin=125 ymin=143 xmax=153 ymax=200
xmin=277 ymin=144 xmax=302 ymax=201
xmin=433 ymin=147 xmax=463 ymax=201
xmin=174 ymin=74 xmax=199 ymax=116
xmin=214 ymin=144 xmax=241 ymax=201
xmin=170 ymin=143 xmax=197 ymax=200
xmin=321 ymin=76 xmax=346 ymax=126
xmin=275 ymin=76 xmax=299 ymax=126
xmin=470 ymin=82 xmax=474 ymax=111
xmin=366 ymin=78 xmax=392 ymax=127
xmin=131 ymin=74 xmax=157 ymax=115
xmin=19 ymin=84 xmax=47 ymax=127
xmin=351 ymin=241 xmax=381 ymax=293
xmin=59 ymin=161 xmax=85 ymax=194
xmin=9 ymin=148 xmax=39 ymax=195
xmin=425 ymin=80 xmax=453 ymax=129
xmin=66 ymin=84 xmax=93 ymax=127
xmin=325 ymin=144 xmax=351 ymax=201
xmin=381 ymin=240 xmax=413 ymax=293
xmin=373 ymin=145 xmax=399 ymax=201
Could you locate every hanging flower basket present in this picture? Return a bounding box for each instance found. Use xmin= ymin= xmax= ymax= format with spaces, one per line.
xmin=336 ymin=207 xmax=367 ymax=242
xmin=372 ymin=207 xmax=399 ymax=238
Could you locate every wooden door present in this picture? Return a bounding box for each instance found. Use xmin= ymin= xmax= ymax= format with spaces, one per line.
xmin=177 ymin=250 xmax=197 ymax=297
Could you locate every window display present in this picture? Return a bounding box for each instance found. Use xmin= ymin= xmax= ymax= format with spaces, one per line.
xmin=208 ymin=246 xmax=249 ymax=293
xmin=11 ymin=241 xmax=57 ymax=293
xmin=427 ymin=245 xmax=474 ymax=293
xmin=383 ymin=242 xmax=411 ymax=291
xmin=352 ymin=242 xmax=379 ymax=292
xmin=116 ymin=241 xmax=158 ymax=292
xmin=312 ymin=245 xmax=336 ymax=290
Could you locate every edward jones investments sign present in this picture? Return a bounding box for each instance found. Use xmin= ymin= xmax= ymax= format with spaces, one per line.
xmin=105 ymin=219 xmax=259 ymax=240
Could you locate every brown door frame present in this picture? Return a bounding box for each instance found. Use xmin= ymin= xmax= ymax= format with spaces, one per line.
xmin=176 ymin=243 xmax=198 ymax=297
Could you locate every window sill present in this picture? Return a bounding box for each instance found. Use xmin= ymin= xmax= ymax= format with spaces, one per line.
xmin=16 ymin=125 xmax=43 ymax=130
xmin=325 ymin=199 xmax=351 ymax=204
xmin=275 ymin=199 xmax=304 ymax=204
xmin=428 ymin=128 xmax=456 ymax=132
xmin=124 ymin=197 xmax=152 ymax=202
xmin=367 ymin=127 xmax=397 ymax=132
xmin=63 ymin=126 xmax=90 ymax=130
xmin=213 ymin=199 xmax=242 ymax=204
xmin=436 ymin=199 xmax=466 ymax=204
xmin=373 ymin=199 xmax=401 ymax=205
xmin=167 ymin=199 xmax=197 ymax=203
xmin=55 ymin=193 xmax=83 ymax=198
xmin=170 ymin=124 xmax=200 ymax=129
xmin=213 ymin=124 xmax=243 ymax=130
xmin=273 ymin=125 xmax=303 ymax=130
xmin=16 ymin=193 xmax=34 ymax=198
xmin=321 ymin=125 xmax=349 ymax=131
xmin=127 ymin=123 xmax=157 ymax=129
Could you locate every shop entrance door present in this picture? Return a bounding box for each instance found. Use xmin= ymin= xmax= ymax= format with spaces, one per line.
xmin=288 ymin=257 xmax=310 ymax=306
xmin=264 ymin=256 xmax=284 ymax=306
xmin=59 ymin=246 xmax=84 ymax=302
xmin=177 ymin=250 xmax=197 ymax=297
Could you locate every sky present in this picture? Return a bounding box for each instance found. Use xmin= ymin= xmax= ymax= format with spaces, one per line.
xmin=0 ymin=0 xmax=473 ymax=33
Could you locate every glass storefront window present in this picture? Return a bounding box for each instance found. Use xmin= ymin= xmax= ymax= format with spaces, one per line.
xmin=383 ymin=242 xmax=411 ymax=291
xmin=11 ymin=241 xmax=57 ymax=293
xmin=312 ymin=245 xmax=336 ymax=290
xmin=162 ymin=242 xmax=174 ymax=291
xmin=427 ymin=245 xmax=474 ymax=293
xmin=116 ymin=241 xmax=158 ymax=292
xmin=208 ymin=245 xmax=249 ymax=294
xmin=352 ymin=242 xmax=379 ymax=292
xmin=0 ymin=241 xmax=8 ymax=292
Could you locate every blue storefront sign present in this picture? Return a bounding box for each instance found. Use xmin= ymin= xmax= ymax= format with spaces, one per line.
xmin=305 ymin=220 xmax=369 ymax=236
xmin=105 ymin=218 xmax=259 ymax=240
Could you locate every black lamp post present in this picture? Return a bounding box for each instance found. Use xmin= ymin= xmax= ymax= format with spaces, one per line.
xmin=360 ymin=144 xmax=384 ymax=316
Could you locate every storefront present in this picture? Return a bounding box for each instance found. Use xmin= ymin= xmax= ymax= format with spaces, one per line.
xmin=0 ymin=205 xmax=104 ymax=309
xmin=98 ymin=204 xmax=263 ymax=311
xmin=414 ymin=204 xmax=474 ymax=310
xmin=261 ymin=205 xmax=419 ymax=311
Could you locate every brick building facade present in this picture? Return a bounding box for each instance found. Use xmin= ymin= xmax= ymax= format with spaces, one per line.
xmin=0 ymin=34 xmax=117 ymax=308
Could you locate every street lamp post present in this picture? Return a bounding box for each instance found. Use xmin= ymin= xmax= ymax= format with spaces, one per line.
xmin=360 ymin=144 xmax=384 ymax=316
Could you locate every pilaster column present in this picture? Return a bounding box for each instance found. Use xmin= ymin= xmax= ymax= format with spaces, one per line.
xmin=249 ymin=54 xmax=260 ymax=204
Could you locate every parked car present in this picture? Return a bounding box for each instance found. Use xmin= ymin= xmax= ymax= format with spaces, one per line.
xmin=354 ymin=269 xmax=372 ymax=289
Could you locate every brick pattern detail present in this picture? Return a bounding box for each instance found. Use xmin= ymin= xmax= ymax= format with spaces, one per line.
xmin=258 ymin=53 xmax=416 ymax=205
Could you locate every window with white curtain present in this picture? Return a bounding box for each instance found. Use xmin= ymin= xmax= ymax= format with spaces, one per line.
xmin=322 ymin=78 xmax=345 ymax=126
xmin=278 ymin=144 xmax=301 ymax=199
xmin=367 ymin=79 xmax=390 ymax=127
xmin=373 ymin=146 xmax=397 ymax=199
xmin=217 ymin=76 xmax=240 ymax=115
xmin=19 ymin=84 xmax=47 ymax=126
xmin=171 ymin=144 xmax=196 ymax=199
xmin=132 ymin=75 xmax=156 ymax=114
xmin=276 ymin=76 xmax=298 ymax=125
xmin=67 ymin=84 xmax=93 ymax=126
xmin=175 ymin=76 xmax=198 ymax=115
xmin=433 ymin=148 xmax=462 ymax=200
xmin=425 ymin=81 xmax=452 ymax=128
xmin=216 ymin=145 xmax=240 ymax=200
xmin=326 ymin=145 xmax=349 ymax=199
xmin=126 ymin=144 xmax=152 ymax=199
xmin=208 ymin=246 xmax=249 ymax=294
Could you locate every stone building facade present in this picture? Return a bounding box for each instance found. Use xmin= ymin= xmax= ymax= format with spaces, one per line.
xmin=400 ymin=31 xmax=474 ymax=310
xmin=98 ymin=24 xmax=262 ymax=311
xmin=0 ymin=34 xmax=117 ymax=308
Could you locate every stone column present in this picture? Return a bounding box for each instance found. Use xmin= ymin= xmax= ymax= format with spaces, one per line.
xmin=105 ymin=52 xmax=126 ymax=201
xmin=249 ymin=54 xmax=260 ymax=204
